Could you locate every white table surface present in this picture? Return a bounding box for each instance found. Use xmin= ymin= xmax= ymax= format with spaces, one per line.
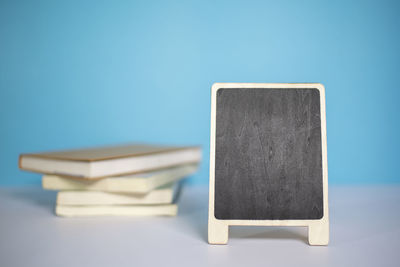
xmin=0 ymin=184 xmax=399 ymax=267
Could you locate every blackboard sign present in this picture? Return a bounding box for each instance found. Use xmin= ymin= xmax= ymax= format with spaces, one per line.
xmin=208 ymin=83 xmax=329 ymax=245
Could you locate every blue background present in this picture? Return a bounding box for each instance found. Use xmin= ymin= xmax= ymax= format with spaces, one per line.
xmin=1 ymin=0 xmax=399 ymax=185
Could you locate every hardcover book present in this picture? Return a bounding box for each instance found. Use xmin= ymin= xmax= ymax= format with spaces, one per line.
xmin=43 ymin=164 xmax=197 ymax=193
xmin=19 ymin=144 xmax=201 ymax=179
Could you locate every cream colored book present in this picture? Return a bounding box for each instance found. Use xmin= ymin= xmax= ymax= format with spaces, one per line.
xmin=56 ymin=184 xmax=175 ymax=205
xmin=56 ymin=204 xmax=178 ymax=217
xmin=43 ymin=164 xmax=197 ymax=193
xmin=19 ymin=143 xmax=201 ymax=179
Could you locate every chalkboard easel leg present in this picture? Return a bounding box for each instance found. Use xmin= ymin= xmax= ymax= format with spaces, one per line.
xmin=208 ymin=220 xmax=229 ymax=244
xmin=308 ymin=221 xmax=329 ymax=246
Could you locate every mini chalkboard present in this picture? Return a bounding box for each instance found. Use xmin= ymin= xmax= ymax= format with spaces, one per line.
xmin=208 ymin=83 xmax=329 ymax=245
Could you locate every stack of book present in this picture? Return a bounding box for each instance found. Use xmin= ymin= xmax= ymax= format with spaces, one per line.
xmin=19 ymin=144 xmax=201 ymax=217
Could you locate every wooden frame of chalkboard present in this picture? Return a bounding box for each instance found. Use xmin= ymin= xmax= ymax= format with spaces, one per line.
xmin=208 ymin=83 xmax=329 ymax=246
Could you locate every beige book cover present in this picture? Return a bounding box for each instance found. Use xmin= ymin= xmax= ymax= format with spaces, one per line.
xmin=43 ymin=164 xmax=197 ymax=193
xmin=56 ymin=184 xmax=175 ymax=205
xmin=19 ymin=143 xmax=201 ymax=179
xmin=56 ymin=204 xmax=178 ymax=217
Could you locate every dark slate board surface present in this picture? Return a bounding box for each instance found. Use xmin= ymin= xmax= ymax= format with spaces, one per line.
xmin=214 ymin=88 xmax=323 ymax=220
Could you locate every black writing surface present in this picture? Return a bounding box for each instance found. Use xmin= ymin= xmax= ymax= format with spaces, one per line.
xmin=214 ymin=88 xmax=323 ymax=220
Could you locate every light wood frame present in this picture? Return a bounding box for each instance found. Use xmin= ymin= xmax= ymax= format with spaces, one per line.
xmin=208 ymin=83 xmax=329 ymax=246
